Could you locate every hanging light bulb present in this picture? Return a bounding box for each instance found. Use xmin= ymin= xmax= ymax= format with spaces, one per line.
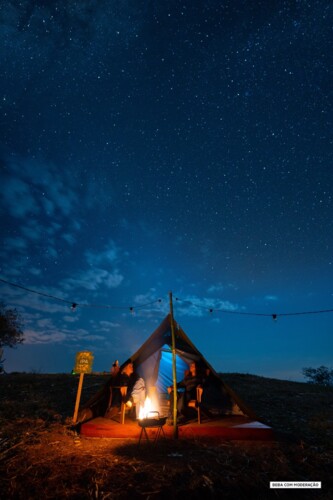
xmin=272 ymin=314 xmax=277 ymax=321
xmin=71 ymin=303 xmax=77 ymax=311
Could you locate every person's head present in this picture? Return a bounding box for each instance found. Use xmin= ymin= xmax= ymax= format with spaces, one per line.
xmin=122 ymin=362 xmax=134 ymax=376
xmin=111 ymin=360 xmax=120 ymax=376
xmin=189 ymin=362 xmax=197 ymax=375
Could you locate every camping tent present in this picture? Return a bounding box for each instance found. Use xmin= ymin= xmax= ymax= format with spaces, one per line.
xmin=78 ymin=314 xmax=256 ymax=421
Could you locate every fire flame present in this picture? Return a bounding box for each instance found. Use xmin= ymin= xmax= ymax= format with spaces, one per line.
xmin=138 ymin=387 xmax=161 ymax=420
xmin=138 ymin=396 xmax=154 ymax=420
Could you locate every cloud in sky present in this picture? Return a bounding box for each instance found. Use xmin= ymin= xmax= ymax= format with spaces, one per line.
xmin=3 ymin=158 xmax=80 ymax=219
xmin=85 ymin=241 xmax=120 ymax=266
xmin=2 ymin=283 xmax=69 ymax=315
xmin=62 ymin=268 xmax=124 ymax=292
xmin=4 ymin=237 xmax=28 ymax=252
xmin=22 ymin=318 xmax=107 ymax=345
xmin=29 ymin=268 xmax=42 ymax=277
xmin=207 ymin=283 xmax=239 ymax=294
xmin=24 ymin=329 xmax=67 ymax=345
xmin=97 ymin=320 xmax=121 ymax=331
xmin=264 ymin=295 xmax=278 ymax=301
xmin=1 ymin=158 xmax=86 ymax=276
xmin=207 ymin=283 xmax=225 ymax=294
xmin=62 ymin=233 xmax=77 ymax=246
xmin=173 ymin=293 xmax=239 ymax=318
xmin=56 ymin=240 xmax=126 ymax=293
xmin=2 ymin=177 xmax=38 ymax=218
xmin=63 ymin=315 xmax=79 ymax=323
xmin=20 ymin=222 xmax=44 ymax=242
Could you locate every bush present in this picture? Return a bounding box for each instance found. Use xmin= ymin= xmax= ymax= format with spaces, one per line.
xmin=0 ymin=302 xmax=24 ymax=348
xmin=302 ymin=366 xmax=333 ymax=387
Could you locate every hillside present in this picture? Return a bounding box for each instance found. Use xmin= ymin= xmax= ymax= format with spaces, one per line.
xmin=221 ymin=373 xmax=333 ymax=447
xmin=0 ymin=373 xmax=332 ymax=499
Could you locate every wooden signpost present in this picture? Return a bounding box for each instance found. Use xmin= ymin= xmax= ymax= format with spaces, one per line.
xmin=72 ymin=351 xmax=94 ymax=424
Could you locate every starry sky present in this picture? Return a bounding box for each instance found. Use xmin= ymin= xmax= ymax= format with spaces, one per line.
xmin=0 ymin=1 xmax=332 ymax=380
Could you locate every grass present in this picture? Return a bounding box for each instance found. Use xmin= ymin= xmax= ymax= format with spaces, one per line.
xmin=0 ymin=372 xmax=332 ymax=499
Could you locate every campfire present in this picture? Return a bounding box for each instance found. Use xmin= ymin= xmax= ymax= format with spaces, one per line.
xmin=138 ymin=396 xmax=154 ymax=420
xmin=138 ymin=396 xmax=167 ymax=427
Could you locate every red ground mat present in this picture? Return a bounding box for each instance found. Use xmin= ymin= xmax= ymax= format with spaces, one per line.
xmin=80 ymin=415 xmax=274 ymax=441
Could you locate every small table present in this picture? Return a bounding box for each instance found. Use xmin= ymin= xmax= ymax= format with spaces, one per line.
xmin=138 ymin=414 xmax=166 ymax=445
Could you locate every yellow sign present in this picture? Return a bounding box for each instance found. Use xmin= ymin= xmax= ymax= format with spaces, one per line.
xmin=74 ymin=351 xmax=94 ymax=374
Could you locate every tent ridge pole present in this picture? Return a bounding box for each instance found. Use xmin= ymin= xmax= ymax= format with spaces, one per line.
xmin=169 ymin=291 xmax=178 ymax=439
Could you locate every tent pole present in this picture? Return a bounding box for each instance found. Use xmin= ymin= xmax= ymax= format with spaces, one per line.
xmin=169 ymin=291 xmax=178 ymax=439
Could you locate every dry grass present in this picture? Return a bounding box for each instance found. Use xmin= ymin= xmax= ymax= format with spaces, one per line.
xmin=0 ymin=373 xmax=332 ymax=499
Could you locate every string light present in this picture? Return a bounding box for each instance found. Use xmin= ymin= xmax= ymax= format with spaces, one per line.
xmin=0 ymin=278 xmax=162 ymax=313
xmin=1 ymin=278 xmax=332 ymax=320
xmin=175 ymin=297 xmax=333 ymax=319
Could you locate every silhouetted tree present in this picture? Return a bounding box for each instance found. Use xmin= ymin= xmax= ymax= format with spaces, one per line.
xmin=302 ymin=366 xmax=333 ymax=387
xmin=0 ymin=302 xmax=24 ymax=349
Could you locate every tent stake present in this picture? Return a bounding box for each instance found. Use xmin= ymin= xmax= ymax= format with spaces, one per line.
xmin=169 ymin=291 xmax=178 ymax=439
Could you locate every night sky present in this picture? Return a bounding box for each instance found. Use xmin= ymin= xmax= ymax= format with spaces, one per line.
xmin=1 ymin=1 xmax=332 ymax=380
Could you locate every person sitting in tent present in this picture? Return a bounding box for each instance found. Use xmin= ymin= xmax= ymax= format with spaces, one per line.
xmin=131 ymin=376 xmax=146 ymax=419
xmin=105 ymin=361 xmax=146 ymax=419
xmin=168 ymin=361 xmax=204 ymax=423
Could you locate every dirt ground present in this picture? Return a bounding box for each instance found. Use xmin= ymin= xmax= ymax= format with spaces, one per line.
xmin=0 ymin=373 xmax=332 ymax=499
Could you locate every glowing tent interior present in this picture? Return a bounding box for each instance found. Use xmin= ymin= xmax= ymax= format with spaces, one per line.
xmin=78 ymin=314 xmax=257 ymax=423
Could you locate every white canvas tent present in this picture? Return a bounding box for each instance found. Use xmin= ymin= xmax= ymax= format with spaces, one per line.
xmin=79 ymin=314 xmax=256 ymax=421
